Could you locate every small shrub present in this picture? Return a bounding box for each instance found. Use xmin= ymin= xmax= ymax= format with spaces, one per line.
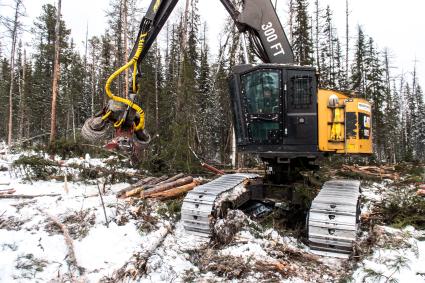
xmin=12 ymin=155 xmax=59 ymax=181
xmin=379 ymin=187 xmax=425 ymax=230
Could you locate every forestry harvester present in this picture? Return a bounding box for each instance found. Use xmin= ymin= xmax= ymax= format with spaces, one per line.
xmin=81 ymin=0 xmax=372 ymax=257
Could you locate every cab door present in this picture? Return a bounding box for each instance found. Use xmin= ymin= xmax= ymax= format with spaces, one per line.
xmin=241 ymin=69 xmax=284 ymax=144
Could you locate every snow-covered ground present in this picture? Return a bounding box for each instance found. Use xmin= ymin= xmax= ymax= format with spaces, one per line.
xmin=0 ymin=150 xmax=424 ymax=282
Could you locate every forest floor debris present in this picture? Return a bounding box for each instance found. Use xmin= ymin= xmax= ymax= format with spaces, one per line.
xmin=0 ymin=151 xmax=424 ymax=282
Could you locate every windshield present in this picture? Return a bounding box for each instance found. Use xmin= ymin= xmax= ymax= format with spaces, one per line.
xmin=241 ymin=70 xmax=282 ymax=143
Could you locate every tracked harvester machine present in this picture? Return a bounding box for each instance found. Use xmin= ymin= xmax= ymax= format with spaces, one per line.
xmin=81 ymin=0 xmax=372 ymax=257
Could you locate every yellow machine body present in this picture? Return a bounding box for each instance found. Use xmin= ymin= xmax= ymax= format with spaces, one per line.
xmin=317 ymin=89 xmax=372 ymax=154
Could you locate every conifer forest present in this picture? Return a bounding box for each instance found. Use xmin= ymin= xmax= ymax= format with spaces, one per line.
xmin=0 ymin=0 xmax=422 ymax=169
xmin=0 ymin=1 xmax=425 ymax=282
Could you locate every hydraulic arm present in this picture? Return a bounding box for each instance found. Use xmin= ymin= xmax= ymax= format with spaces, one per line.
xmin=81 ymin=0 xmax=294 ymax=159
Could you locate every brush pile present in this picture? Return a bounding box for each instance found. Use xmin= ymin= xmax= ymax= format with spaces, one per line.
xmin=342 ymin=164 xmax=399 ymax=180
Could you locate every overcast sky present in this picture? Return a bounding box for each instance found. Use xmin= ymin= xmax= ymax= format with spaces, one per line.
xmin=1 ymin=0 xmax=424 ymax=86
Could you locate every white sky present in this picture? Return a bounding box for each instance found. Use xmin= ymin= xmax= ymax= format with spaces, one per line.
xmin=1 ymin=0 xmax=424 ymax=85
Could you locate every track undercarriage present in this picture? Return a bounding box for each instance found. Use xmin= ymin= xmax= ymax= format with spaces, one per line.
xmin=182 ymin=159 xmax=361 ymax=258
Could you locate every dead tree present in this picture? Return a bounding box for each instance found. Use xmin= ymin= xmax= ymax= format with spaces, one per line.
xmin=345 ymin=0 xmax=349 ymax=80
xmin=122 ymin=0 xmax=129 ymax=98
xmin=6 ymin=0 xmax=23 ymax=146
xmin=49 ymin=0 xmax=62 ymax=145
xmin=18 ymin=48 xmax=26 ymax=140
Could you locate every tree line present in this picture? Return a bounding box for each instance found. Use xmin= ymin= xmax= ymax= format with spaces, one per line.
xmin=0 ymin=0 xmax=424 ymax=172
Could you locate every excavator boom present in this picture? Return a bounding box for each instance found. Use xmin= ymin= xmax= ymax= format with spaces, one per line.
xmin=131 ymin=0 xmax=294 ymax=69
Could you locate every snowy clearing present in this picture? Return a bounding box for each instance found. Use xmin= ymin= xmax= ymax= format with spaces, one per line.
xmin=0 ymin=152 xmax=424 ymax=282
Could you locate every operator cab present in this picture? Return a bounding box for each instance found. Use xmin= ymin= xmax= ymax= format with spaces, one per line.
xmin=229 ymin=64 xmax=319 ymax=160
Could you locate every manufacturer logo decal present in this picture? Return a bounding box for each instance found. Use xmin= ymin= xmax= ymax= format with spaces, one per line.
xmin=358 ymin=102 xmax=371 ymax=112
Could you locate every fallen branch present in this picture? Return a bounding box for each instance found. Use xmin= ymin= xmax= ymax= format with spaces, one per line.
xmin=0 ymin=189 xmax=16 ymax=195
xmin=341 ymin=164 xmax=399 ymax=180
xmin=0 ymin=193 xmax=60 ymax=199
xmin=141 ymin=176 xmax=194 ymax=198
xmin=255 ymin=260 xmax=294 ymax=276
xmin=97 ymin=181 xmax=109 ymax=228
xmin=147 ymin=180 xmax=200 ymax=200
xmin=38 ymin=209 xmax=83 ymax=277
xmin=111 ymin=223 xmax=172 ymax=280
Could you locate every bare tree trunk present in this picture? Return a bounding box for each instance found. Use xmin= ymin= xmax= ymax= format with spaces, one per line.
xmin=117 ymin=0 xmax=123 ymax=97
xmin=84 ymin=23 xmax=89 ymax=117
xmin=176 ymin=0 xmax=191 ymax=117
xmin=345 ymin=0 xmax=349 ymax=81
xmin=49 ymin=0 xmax=62 ymax=145
xmin=123 ymin=0 xmax=129 ymax=98
xmin=329 ymin=17 xmax=335 ymax=85
xmin=91 ymin=49 xmax=95 ymax=117
xmin=288 ymin=0 xmax=294 ymax=45
xmin=155 ymin=44 xmax=159 ymax=133
xmin=314 ymin=0 xmax=320 ymax=74
xmin=18 ymin=48 xmax=26 ymax=140
xmin=16 ymin=42 xmax=23 ymax=140
xmin=7 ymin=0 xmax=22 ymax=146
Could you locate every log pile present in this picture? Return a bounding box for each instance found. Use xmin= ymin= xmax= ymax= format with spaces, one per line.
xmin=116 ymin=174 xmax=201 ymax=200
xmin=341 ymin=164 xmax=400 ymax=180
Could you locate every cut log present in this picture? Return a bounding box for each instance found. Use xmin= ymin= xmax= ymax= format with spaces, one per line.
xmin=148 ymin=175 xmax=169 ymax=185
xmin=201 ymin=162 xmax=225 ymax=175
xmin=156 ymin=173 xmax=185 ymax=185
xmin=134 ymin=176 xmax=156 ymax=187
xmin=116 ymin=177 xmax=155 ymax=198
xmin=147 ymin=180 xmax=200 ymax=200
xmin=124 ymin=175 xmax=168 ymax=198
xmin=141 ymin=176 xmax=193 ymax=198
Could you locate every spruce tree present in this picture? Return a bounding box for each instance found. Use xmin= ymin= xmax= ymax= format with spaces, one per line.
xmin=30 ymin=4 xmax=71 ymax=139
xmin=364 ymin=37 xmax=386 ymax=159
xmin=350 ymin=26 xmax=366 ymax=96
xmin=292 ymin=0 xmax=313 ymax=66
xmin=0 ymin=59 xmax=10 ymax=139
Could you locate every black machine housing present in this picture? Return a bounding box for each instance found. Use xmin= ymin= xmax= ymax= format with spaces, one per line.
xmin=229 ymin=64 xmax=320 ymax=180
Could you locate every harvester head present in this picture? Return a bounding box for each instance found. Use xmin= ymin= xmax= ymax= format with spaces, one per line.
xmin=81 ymin=98 xmax=150 ymax=162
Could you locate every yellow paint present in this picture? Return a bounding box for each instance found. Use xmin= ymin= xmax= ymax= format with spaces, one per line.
xmin=317 ymin=89 xmax=372 ymax=155
xmin=105 ymin=33 xmax=148 ymax=131
xmin=154 ymin=0 xmax=161 ymax=12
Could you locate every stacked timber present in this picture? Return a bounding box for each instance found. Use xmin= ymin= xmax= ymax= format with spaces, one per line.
xmin=116 ymin=174 xmax=201 ymax=200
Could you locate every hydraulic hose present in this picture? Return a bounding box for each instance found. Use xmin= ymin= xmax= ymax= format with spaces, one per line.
xmin=105 ymin=33 xmax=147 ymax=131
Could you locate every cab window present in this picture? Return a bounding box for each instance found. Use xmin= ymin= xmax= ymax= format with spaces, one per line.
xmin=242 ymin=70 xmax=281 ymax=114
